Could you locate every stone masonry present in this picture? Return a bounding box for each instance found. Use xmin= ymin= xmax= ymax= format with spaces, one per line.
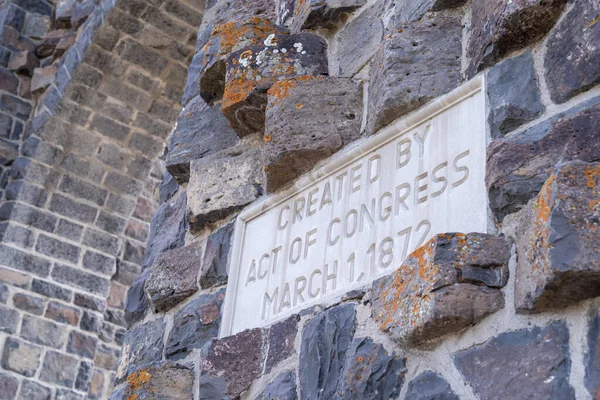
xmin=0 ymin=0 xmax=599 ymax=399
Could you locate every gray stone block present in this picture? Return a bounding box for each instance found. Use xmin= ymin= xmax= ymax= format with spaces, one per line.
xmin=200 ymin=222 xmax=233 ymax=289
xmin=117 ymin=317 xmax=166 ymax=381
xmin=12 ymin=293 xmax=45 ymax=315
xmin=396 ymin=0 xmax=467 ymax=22
xmin=487 ymin=52 xmax=544 ymax=138
xmin=39 ymin=351 xmax=78 ymax=388
xmin=188 ymin=138 xmax=263 ymax=232
xmin=20 ymin=315 xmax=66 ymax=348
xmin=1 ymin=337 xmax=41 ymax=377
xmin=51 ymin=264 xmax=110 ymax=296
xmin=405 ymin=371 xmax=459 ymax=400
xmin=453 ymin=322 xmax=575 ymax=400
xmin=0 ymin=372 xmax=19 ymax=400
xmin=256 ymin=371 xmax=297 ymax=400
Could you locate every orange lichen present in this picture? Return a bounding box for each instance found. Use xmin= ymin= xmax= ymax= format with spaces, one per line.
xmin=126 ymin=369 xmax=152 ymax=400
xmin=585 ymin=164 xmax=600 ymax=189
xmin=267 ymin=75 xmax=317 ymax=105
xmin=296 ymin=103 xmax=303 ymax=109
xmin=264 ymin=134 xmax=271 ymax=142
xmin=222 ymin=76 xmax=257 ymax=109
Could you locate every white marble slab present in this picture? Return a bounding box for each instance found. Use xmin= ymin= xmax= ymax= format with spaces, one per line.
xmin=220 ymin=76 xmax=488 ymax=337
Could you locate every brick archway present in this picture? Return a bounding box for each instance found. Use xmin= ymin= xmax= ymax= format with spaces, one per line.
xmin=0 ymin=0 xmax=205 ymax=398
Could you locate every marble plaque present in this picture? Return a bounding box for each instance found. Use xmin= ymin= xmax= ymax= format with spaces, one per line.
xmin=221 ymin=77 xmax=488 ymax=336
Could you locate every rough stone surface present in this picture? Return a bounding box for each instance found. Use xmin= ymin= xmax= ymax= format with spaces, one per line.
xmin=453 ymin=321 xmax=575 ymax=400
xmin=486 ymin=98 xmax=600 ymax=221
xmin=145 ymin=240 xmax=202 ymax=313
xmin=256 ymin=371 xmax=297 ymax=400
xmin=405 ymin=371 xmax=459 ymax=400
xmin=124 ymin=269 xmax=150 ymax=327
xmin=264 ymin=76 xmax=363 ymax=192
xmin=200 ymin=222 xmax=233 ymax=289
xmin=166 ymin=96 xmax=238 ymax=183
xmin=0 ymin=372 xmax=19 ymax=400
xmin=396 ymin=0 xmax=467 ymax=22
xmin=199 ymin=328 xmax=263 ymax=399
xmin=545 ymin=0 xmax=600 ymax=104
xmin=515 ymin=161 xmax=600 ymax=313
xmin=336 ymin=337 xmax=406 ymax=399
xmin=117 ymin=318 xmax=166 ymax=382
xmin=1 ymin=337 xmax=41 ymax=377
xmin=336 ymin=0 xmax=386 ymax=77
xmin=367 ymin=15 xmax=462 ymax=135
xmin=39 ymin=351 xmax=78 ymax=388
xmin=199 ymin=19 xmax=280 ymax=105
xmin=299 ymin=303 xmax=357 ymax=399
xmin=265 ymin=315 xmax=299 ymax=373
xmin=371 ymin=233 xmax=509 ymax=345
xmin=165 ymin=289 xmax=225 ymax=360
xmin=282 ymin=0 xmax=367 ymax=32
xmin=466 ymin=0 xmax=567 ymax=76
xmin=142 ymin=192 xmax=187 ymax=268
xmin=121 ymin=362 xmax=194 ymax=400
xmin=587 ymin=310 xmax=600 ymax=398
xmin=188 ymin=137 xmax=263 ymax=232
xmin=222 ymin=32 xmax=328 ymax=137
xmin=487 ymin=52 xmax=544 ymax=138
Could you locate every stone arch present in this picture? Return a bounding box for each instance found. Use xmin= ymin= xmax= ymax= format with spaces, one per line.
xmin=0 ymin=0 xmax=206 ymax=398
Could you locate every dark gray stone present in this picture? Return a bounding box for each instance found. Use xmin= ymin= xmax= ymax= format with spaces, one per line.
xmin=487 ymin=52 xmax=544 ymax=138
xmin=51 ymin=264 xmax=110 ymax=296
xmin=142 ymin=192 xmax=187 ymax=268
xmin=282 ymin=0 xmax=367 ymax=31
xmin=44 ymin=301 xmax=80 ymax=326
xmin=75 ymin=361 xmax=93 ymax=392
xmin=165 ymin=290 xmax=225 ymax=360
xmin=146 ymin=240 xmax=203 ymax=313
xmin=454 ymin=322 xmax=574 ymax=400
xmin=299 ymin=303 xmax=357 ymax=399
xmin=264 ymin=76 xmax=363 ymax=192
xmin=586 ymin=310 xmax=600 ymax=398
xmin=17 ymin=380 xmax=51 ymax=400
xmin=337 ymin=0 xmax=385 ymax=77
xmin=12 ymin=293 xmax=44 ymax=315
xmin=1 ymin=337 xmax=41 ymax=377
xmin=367 ymin=15 xmax=462 ymax=135
xmin=200 ymin=222 xmax=234 ymax=289
xmin=32 ymin=279 xmax=72 ymax=301
xmin=67 ymin=331 xmax=97 ymax=359
xmin=545 ymin=0 xmax=600 ymax=103
xmin=336 ymin=337 xmax=406 ymax=399
xmin=486 ymin=97 xmax=600 ymax=221
xmin=188 ymin=137 xmax=263 ymax=232
xmin=159 ymin=172 xmax=179 ymax=204
xmin=124 ymin=269 xmax=150 ymax=326
xmin=405 ymin=371 xmax=459 ymax=400
xmin=39 ymin=351 xmax=78 ymax=388
xmin=466 ymin=0 xmax=566 ymax=77
xmin=117 ymin=318 xmax=166 ymax=382
xmin=256 ymin=371 xmax=297 ymax=400
xmin=0 ymin=243 xmax=51 ymax=277
xmin=515 ymin=161 xmax=600 ymax=313
xmin=396 ymin=0 xmax=467 ymax=22
xmin=74 ymin=293 xmax=105 ymax=312
xmin=166 ymin=96 xmax=238 ymax=184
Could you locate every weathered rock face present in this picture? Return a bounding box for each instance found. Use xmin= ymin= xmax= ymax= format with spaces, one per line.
xmin=336 ymin=0 xmax=386 ymax=77
xmin=166 ymin=97 xmax=238 ymax=184
xmin=187 ymin=137 xmax=263 ymax=232
xmin=200 ymin=222 xmax=234 ymax=289
xmin=142 ymin=192 xmax=188 ymax=269
xmin=116 ymin=362 xmax=194 ymax=400
xmin=145 ymin=240 xmax=203 ymax=313
xmin=371 ymin=233 xmax=510 ymax=345
xmin=199 ymin=19 xmax=281 ymax=105
xmin=282 ymin=0 xmax=367 ymax=32
xmin=587 ymin=310 xmax=600 ymax=398
xmin=222 ymin=32 xmax=329 ymax=137
xmin=336 ymin=337 xmax=406 ymax=399
xmin=256 ymin=370 xmax=297 ymax=400
xmin=116 ymin=318 xmax=166 ymax=382
xmin=264 ymin=76 xmax=363 ymax=192
xmin=165 ymin=289 xmax=225 ymax=360
xmin=486 ymin=98 xmax=600 ymax=221
xmin=395 ymin=0 xmax=467 ymax=23
xmin=545 ymin=0 xmax=600 ymax=104
xmin=466 ymin=0 xmax=567 ymax=76
xmin=405 ymin=371 xmax=459 ymax=400
xmin=487 ymin=52 xmax=544 ymax=138
xmin=367 ymin=15 xmax=462 ymax=135
xmin=515 ymin=161 xmax=600 ymax=313
xmin=298 ymin=303 xmax=357 ymax=399
xmin=124 ymin=269 xmax=150 ymax=327
xmin=453 ymin=322 xmax=575 ymax=400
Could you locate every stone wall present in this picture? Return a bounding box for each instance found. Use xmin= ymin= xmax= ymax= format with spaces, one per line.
xmin=1 ymin=0 xmax=600 ymax=399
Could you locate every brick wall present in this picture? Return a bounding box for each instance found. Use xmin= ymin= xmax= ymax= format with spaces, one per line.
xmin=0 ymin=0 xmax=204 ymax=398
